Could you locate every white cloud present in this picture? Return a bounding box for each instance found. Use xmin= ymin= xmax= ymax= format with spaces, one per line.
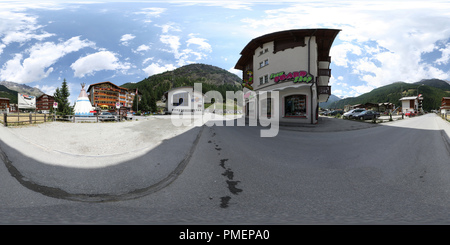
xmin=330 ymin=42 xmax=362 ymax=68
xmin=160 ymin=34 xmax=181 ymax=58
xmin=435 ymin=43 xmax=450 ymax=65
xmin=34 ymin=84 xmax=57 ymax=95
xmin=120 ymin=34 xmax=136 ymax=46
xmin=0 ymin=36 xmax=94 ymax=83
xmin=159 ymin=33 xmax=212 ymax=66
xmin=0 ymin=10 xmax=55 ymax=55
xmin=142 ymin=62 xmax=176 ymax=76
xmin=134 ymin=7 xmax=166 ymax=23
xmin=133 ymin=44 xmax=151 ymax=53
xmin=71 ymin=50 xmax=131 ymax=78
xmin=143 ymin=57 xmax=154 ymax=65
xmin=156 ymin=22 xmax=181 ymax=33
xmin=228 ymin=67 xmax=242 ymax=77
xmin=186 ymin=33 xmax=212 ymax=52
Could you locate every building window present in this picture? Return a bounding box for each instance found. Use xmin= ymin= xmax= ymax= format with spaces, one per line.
xmin=285 ymin=95 xmax=307 ymax=117
xmin=259 ymin=75 xmax=269 ymax=85
xmin=259 ymin=59 xmax=269 ymax=69
xmin=259 ymin=48 xmax=269 ymax=56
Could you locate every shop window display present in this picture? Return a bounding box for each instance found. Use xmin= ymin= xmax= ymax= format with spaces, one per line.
xmin=285 ymin=95 xmax=306 ymax=117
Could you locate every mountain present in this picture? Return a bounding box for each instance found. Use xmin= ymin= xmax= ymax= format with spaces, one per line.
xmin=414 ymin=79 xmax=450 ymax=91
xmin=319 ymin=94 xmax=341 ymax=109
xmin=121 ymin=63 xmax=243 ymax=102
xmin=0 ymin=85 xmax=19 ymax=104
xmin=325 ymin=79 xmax=450 ymax=111
xmin=0 ymin=81 xmax=44 ymax=97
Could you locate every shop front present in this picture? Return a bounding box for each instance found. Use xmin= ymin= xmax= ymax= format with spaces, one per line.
xmin=236 ymin=29 xmax=340 ymax=125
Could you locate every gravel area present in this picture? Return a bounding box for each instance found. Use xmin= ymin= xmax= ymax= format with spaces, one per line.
xmin=6 ymin=116 xmax=197 ymax=156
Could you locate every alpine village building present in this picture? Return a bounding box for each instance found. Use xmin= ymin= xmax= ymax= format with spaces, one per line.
xmin=86 ymin=81 xmax=140 ymax=111
xmin=234 ymin=28 xmax=341 ymax=124
xmin=36 ymin=94 xmax=55 ymax=113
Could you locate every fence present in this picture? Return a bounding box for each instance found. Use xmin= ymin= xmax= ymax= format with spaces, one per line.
xmin=1 ymin=112 xmax=126 ymax=127
xmin=1 ymin=112 xmax=52 ymax=127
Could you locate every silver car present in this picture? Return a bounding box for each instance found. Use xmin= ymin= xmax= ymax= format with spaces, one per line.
xmin=343 ymin=109 xmax=366 ymax=119
xmin=99 ymin=112 xmax=116 ymax=121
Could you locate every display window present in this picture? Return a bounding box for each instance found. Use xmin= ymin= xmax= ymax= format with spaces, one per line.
xmin=284 ymin=95 xmax=307 ymax=117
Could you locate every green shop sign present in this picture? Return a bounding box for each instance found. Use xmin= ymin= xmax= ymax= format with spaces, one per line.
xmin=270 ymin=70 xmax=313 ymax=83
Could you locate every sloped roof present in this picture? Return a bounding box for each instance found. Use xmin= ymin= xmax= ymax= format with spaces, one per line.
xmin=235 ymin=28 xmax=341 ymax=70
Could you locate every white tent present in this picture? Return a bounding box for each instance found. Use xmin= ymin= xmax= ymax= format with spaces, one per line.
xmin=74 ymin=83 xmax=94 ymax=116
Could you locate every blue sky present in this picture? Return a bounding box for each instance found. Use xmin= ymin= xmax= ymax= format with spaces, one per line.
xmin=1 ymin=0 xmax=450 ymax=104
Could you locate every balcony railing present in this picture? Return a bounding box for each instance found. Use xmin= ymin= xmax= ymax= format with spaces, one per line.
xmin=318 ymin=69 xmax=331 ymax=76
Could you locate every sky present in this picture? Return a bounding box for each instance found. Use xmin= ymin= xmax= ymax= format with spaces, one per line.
xmin=1 ymin=0 xmax=450 ymax=104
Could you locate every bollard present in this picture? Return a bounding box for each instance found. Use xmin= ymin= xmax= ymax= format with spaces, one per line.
xmin=3 ymin=113 xmax=7 ymax=127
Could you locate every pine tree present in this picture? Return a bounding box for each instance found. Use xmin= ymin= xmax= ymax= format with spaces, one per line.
xmin=54 ymin=78 xmax=71 ymax=115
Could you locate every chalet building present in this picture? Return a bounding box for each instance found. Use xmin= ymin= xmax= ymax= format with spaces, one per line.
xmin=86 ymin=81 xmax=139 ymax=111
xmin=0 ymin=97 xmax=10 ymax=113
xmin=400 ymin=94 xmax=423 ymax=114
xmin=36 ymin=94 xmax=55 ymax=113
xmin=163 ymin=86 xmax=204 ymax=114
xmin=441 ymin=97 xmax=450 ymax=114
xmin=234 ymin=29 xmax=340 ymax=124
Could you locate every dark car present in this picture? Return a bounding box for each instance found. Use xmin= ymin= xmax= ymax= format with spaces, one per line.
xmin=354 ymin=110 xmax=380 ymax=120
xmin=99 ymin=112 xmax=115 ymax=121
xmin=328 ymin=110 xmax=344 ymax=116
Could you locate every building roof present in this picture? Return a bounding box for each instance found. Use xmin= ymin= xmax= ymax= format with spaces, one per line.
xmin=234 ymin=28 xmax=341 ymax=70
xmin=400 ymin=96 xmax=419 ymax=101
xmin=86 ymin=81 xmax=130 ymax=92
xmin=36 ymin=94 xmax=54 ymax=100
xmin=0 ymin=97 xmax=10 ymax=100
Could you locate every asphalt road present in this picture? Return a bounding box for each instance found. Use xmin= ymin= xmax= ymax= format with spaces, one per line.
xmin=1 ymin=114 xmax=450 ymax=224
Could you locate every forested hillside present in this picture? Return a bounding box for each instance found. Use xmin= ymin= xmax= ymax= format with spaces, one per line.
xmin=0 ymin=85 xmax=19 ymax=104
xmin=325 ymin=79 xmax=450 ymax=111
xmin=121 ymin=63 xmax=242 ymax=112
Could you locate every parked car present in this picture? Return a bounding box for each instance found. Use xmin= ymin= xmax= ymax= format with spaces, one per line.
xmin=330 ymin=110 xmax=344 ymax=116
xmin=99 ymin=112 xmax=115 ymax=121
xmin=343 ymin=109 xmax=366 ymax=119
xmin=125 ymin=112 xmax=134 ymax=120
xmin=404 ymin=111 xmax=415 ymax=117
xmin=354 ymin=110 xmax=380 ymax=120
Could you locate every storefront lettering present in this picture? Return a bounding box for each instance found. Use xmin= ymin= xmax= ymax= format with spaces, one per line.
xmin=270 ymin=70 xmax=313 ymax=83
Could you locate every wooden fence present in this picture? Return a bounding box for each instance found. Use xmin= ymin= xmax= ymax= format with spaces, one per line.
xmin=1 ymin=112 xmax=125 ymax=126
xmin=1 ymin=112 xmax=52 ymax=127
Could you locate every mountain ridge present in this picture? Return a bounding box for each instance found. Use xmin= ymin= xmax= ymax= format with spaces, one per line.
xmin=325 ymin=78 xmax=450 ymax=111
